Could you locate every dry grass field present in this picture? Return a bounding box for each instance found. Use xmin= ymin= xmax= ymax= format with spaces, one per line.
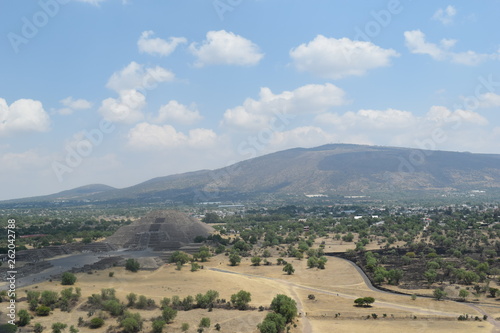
xmin=9 ymin=252 xmax=499 ymax=333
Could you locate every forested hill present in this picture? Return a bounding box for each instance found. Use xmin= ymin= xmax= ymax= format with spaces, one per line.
xmin=4 ymin=144 xmax=500 ymax=205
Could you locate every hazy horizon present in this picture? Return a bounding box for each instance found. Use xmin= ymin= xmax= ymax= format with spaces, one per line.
xmin=2 ymin=1 xmax=500 ymax=200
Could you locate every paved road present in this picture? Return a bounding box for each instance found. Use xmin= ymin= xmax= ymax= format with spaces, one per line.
xmin=0 ymin=249 xmax=159 ymax=290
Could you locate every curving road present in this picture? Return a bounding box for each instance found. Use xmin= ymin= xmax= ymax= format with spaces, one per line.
xmin=209 ymin=259 xmax=500 ymax=333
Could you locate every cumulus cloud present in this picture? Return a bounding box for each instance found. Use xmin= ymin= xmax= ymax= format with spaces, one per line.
xmin=98 ymin=90 xmax=146 ymax=124
xmin=290 ymin=35 xmax=399 ymax=79
xmin=222 ymin=83 xmax=348 ymax=131
xmin=189 ymin=30 xmax=264 ymax=67
xmin=316 ymin=109 xmax=416 ymax=131
xmin=127 ymin=122 xmax=217 ymax=150
xmin=106 ymin=61 xmax=175 ymax=93
xmin=432 ymin=5 xmax=457 ymax=26
xmin=477 ymin=93 xmax=500 ymax=108
xmin=154 ymin=101 xmax=202 ymax=125
xmin=58 ymin=96 xmax=92 ymax=115
xmin=0 ymin=98 xmax=50 ymax=136
xmin=404 ymin=30 xmax=500 ymax=65
xmin=138 ymin=31 xmax=187 ymax=56
xmin=314 ymin=106 xmax=489 ymax=150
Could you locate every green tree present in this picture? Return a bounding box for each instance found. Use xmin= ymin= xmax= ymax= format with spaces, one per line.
xmin=387 ymin=269 xmax=403 ymax=285
xmin=125 ymin=259 xmax=140 ymax=272
xmin=196 ymin=246 xmax=211 ymax=262
xmin=231 ymin=290 xmax=252 ymax=310
xmin=181 ymin=323 xmax=189 ymax=332
xmin=170 ymin=251 xmax=191 ymax=265
xmin=199 ymin=317 xmax=211 ymax=328
xmin=126 ymin=292 xmax=137 ymax=307
xmin=424 ymin=269 xmax=437 ymax=285
xmin=34 ymin=323 xmax=44 ymax=333
xmin=459 ymin=289 xmax=469 ymax=301
xmin=433 ymin=288 xmax=446 ymax=300
xmin=283 ymin=263 xmax=294 ymax=275
xmin=40 ymin=290 xmax=59 ymax=307
xmin=0 ymin=324 xmax=18 ymax=333
xmin=354 ymin=297 xmax=375 ymax=307
xmin=120 ymin=313 xmax=142 ymax=333
xmin=27 ymin=290 xmax=41 ymax=311
xmin=251 ymin=256 xmax=262 ymax=266
xmin=104 ymin=299 xmax=125 ymax=316
xmin=270 ymin=294 xmax=297 ymax=323
xmin=229 ymin=253 xmax=241 ymax=266
xmin=307 ymin=256 xmax=318 ymax=268
xmin=52 ymin=323 xmax=67 ymax=333
xmin=258 ymin=312 xmax=286 ymax=333
xmin=36 ymin=305 xmax=51 ymax=316
xmin=89 ymin=317 xmax=105 ymax=328
xmin=61 ymin=272 xmax=77 ymax=285
xmin=152 ymin=320 xmax=166 ymax=333
xmin=18 ymin=309 xmax=31 ymax=326
xmin=162 ymin=306 xmax=177 ymax=323
xmin=69 ymin=326 xmax=79 ymax=333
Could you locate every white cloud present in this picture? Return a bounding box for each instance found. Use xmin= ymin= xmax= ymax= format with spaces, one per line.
xmin=1 ymin=149 xmax=50 ymax=170
xmin=98 ymin=90 xmax=146 ymax=124
xmin=154 ymin=101 xmax=202 ymax=125
xmin=432 ymin=5 xmax=457 ymax=26
xmin=478 ymin=93 xmax=500 ymax=108
xmin=425 ymin=105 xmax=488 ymax=125
xmin=315 ymin=106 xmax=489 ymax=149
xmin=0 ymin=98 xmax=50 ymax=136
xmin=290 ymin=35 xmax=399 ymax=79
xmin=270 ymin=126 xmax=338 ymax=150
xmin=58 ymin=96 xmax=92 ymax=115
xmin=106 ymin=61 xmax=175 ymax=93
xmin=138 ymin=31 xmax=187 ymax=57
xmin=404 ymin=30 xmax=500 ymax=65
xmin=316 ymin=109 xmax=416 ymax=131
xmin=127 ymin=122 xmax=217 ymax=150
xmin=189 ymin=30 xmax=264 ymax=67
xmin=222 ymin=83 xmax=348 ymax=131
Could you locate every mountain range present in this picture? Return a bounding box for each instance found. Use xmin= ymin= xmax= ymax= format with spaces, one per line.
xmin=4 ymin=144 xmax=500 ymax=206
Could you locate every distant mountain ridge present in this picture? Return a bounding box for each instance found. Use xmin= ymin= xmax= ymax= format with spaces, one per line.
xmin=4 ymin=144 xmax=500 ymax=205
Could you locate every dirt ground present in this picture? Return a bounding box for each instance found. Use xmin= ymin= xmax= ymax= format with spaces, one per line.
xmin=9 ymin=253 xmax=500 ymax=333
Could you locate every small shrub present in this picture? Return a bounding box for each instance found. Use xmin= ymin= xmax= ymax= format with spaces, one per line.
xmin=61 ymin=272 xmax=77 ymax=285
xmin=89 ymin=317 xmax=105 ymax=329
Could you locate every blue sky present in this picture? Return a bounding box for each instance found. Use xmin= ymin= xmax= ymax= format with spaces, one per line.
xmin=1 ymin=0 xmax=500 ymax=200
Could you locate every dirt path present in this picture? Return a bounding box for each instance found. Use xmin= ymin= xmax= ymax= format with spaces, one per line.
xmin=465 ymin=303 xmax=500 ymax=333
xmin=209 ymin=267 xmax=471 ymax=330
